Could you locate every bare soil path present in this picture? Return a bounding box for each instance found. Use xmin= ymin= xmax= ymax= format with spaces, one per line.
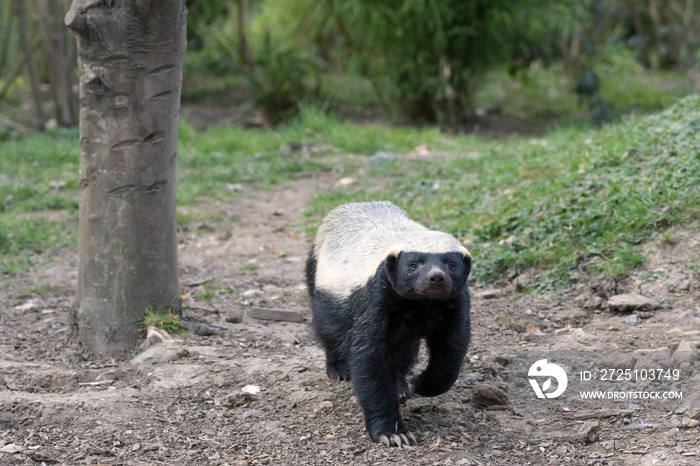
xmin=1 ymin=168 xmax=700 ymax=465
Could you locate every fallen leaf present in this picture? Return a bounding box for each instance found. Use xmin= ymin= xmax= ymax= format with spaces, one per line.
xmin=427 ymin=436 xmax=441 ymax=451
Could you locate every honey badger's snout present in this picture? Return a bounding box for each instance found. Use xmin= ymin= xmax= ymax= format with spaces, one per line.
xmin=428 ymin=267 xmax=446 ymax=284
xmin=420 ymin=265 xmax=453 ymax=296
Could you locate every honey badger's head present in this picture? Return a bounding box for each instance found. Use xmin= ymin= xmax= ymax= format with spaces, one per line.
xmin=385 ymin=250 xmax=471 ymax=301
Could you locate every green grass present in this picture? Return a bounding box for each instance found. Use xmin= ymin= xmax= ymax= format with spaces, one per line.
xmin=176 ymin=106 xmax=445 ymax=205
xmin=0 ymin=217 xmax=75 ymax=272
xmin=25 ymin=282 xmax=61 ymax=297
xmin=142 ymin=308 xmax=184 ymax=335
xmin=304 ymin=94 xmax=700 ymax=290
xmin=194 ymin=281 xmax=235 ymax=301
xmin=0 ymin=128 xmax=80 ymax=273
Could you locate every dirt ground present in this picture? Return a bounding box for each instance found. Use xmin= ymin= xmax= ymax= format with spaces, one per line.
xmin=2 ymin=164 xmax=700 ymax=466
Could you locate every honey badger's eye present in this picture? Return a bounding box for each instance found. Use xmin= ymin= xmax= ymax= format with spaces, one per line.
xmin=409 ymin=262 xmax=418 ymax=270
xmin=448 ymin=262 xmax=456 ymax=271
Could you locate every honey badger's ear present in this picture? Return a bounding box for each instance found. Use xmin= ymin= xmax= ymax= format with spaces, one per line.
xmin=463 ymin=254 xmax=472 ymax=280
xmin=459 ymin=248 xmax=472 ymax=279
xmin=385 ymin=250 xmax=400 ymax=288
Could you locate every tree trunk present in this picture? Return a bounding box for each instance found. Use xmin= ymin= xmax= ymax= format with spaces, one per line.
xmin=51 ymin=0 xmax=76 ymax=126
xmin=630 ymin=0 xmax=651 ymax=68
xmin=0 ymin=44 xmax=28 ymax=101
xmin=65 ymin=0 xmax=80 ymax=122
xmin=65 ymin=0 xmax=185 ymax=358
xmin=36 ymin=0 xmax=60 ymax=121
xmin=0 ymin=6 xmax=15 ymax=76
xmin=16 ymin=0 xmax=47 ymax=125
xmin=677 ymin=0 xmax=696 ymax=62
xmin=235 ymin=0 xmax=255 ymax=69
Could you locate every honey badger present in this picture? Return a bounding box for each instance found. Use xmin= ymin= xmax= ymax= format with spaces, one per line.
xmin=305 ymin=201 xmax=471 ymax=447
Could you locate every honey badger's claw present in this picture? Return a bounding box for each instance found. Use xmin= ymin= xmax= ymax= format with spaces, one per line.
xmin=397 ymin=378 xmax=412 ymax=404
xmin=407 ymin=432 xmax=417 ymax=445
xmin=380 ymin=435 xmax=391 ymax=447
xmin=378 ymin=431 xmax=417 ymax=447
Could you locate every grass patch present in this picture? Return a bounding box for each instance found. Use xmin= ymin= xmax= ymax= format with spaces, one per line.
xmin=0 ymin=217 xmax=76 ymax=273
xmin=304 ymin=94 xmax=700 ymax=290
xmin=0 ymin=128 xmax=81 ymax=273
xmin=194 ymin=281 xmax=234 ymax=301
xmin=25 ymin=282 xmax=61 ymax=297
xmin=143 ymin=308 xmax=184 ymax=335
xmin=177 ymin=106 xmax=443 ymax=206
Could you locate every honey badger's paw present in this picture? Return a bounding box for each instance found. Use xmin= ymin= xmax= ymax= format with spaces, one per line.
xmin=375 ymin=431 xmax=417 ymax=448
xmin=326 ymin=360 xmax=350 ymax=381
xmin=396 ymin=378 xmax=412 ymax=404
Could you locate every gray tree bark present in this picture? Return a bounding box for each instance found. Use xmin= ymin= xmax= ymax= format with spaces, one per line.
xmin=65 ymin=0 xmax=185 ymax=358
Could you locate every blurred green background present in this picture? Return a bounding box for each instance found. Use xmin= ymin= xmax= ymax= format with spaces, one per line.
xmin=0 ymin=0 xmax=698 ymax=291
xmin=1 ymin=0 xmax=698 ymax=130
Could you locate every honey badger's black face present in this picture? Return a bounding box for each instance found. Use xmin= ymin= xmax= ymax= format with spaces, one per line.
xmin=385 ymin=251 xmax=471 ymax=301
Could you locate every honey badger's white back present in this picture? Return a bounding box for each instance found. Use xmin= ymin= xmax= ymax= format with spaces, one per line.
xmin=313 ymin=201 xmax=469 ymax=299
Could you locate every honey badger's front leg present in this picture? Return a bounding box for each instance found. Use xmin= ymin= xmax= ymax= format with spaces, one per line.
xmin=412 ymin=293 xmax=471 ymax=397
xmin=349 ymin=306 xmax=417 ymax=448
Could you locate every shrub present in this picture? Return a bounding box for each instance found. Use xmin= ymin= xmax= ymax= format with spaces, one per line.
xmin=320 ymin=0 xmax=574 ymax=128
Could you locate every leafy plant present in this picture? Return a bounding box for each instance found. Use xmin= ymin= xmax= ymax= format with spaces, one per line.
xmin=314 ymin=0 xmax=575 ymax=128
xmin=245 ymin=29 xmax=324 ymax=120
xmin=189 ymin=0 xmax=325 ymax=120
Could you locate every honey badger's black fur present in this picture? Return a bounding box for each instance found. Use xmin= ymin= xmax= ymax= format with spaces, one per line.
xmin=305 ymin=201 xmax=471 ymax=446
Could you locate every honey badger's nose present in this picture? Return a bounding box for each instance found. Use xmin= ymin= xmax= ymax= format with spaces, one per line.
xmin=427 ymin=268 xmax=446 ymax=284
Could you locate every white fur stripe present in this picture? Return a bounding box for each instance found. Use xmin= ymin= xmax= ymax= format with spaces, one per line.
xmin=313 ymin=201 xmax=469 ymax=299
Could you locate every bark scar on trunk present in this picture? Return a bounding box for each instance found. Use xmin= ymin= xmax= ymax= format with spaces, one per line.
xmin=145 ymin=179 xmax=167 ymax=193
xmin=110 ymin=139 xmax=140 ymax=151
xmin=147 ymin=64 xmax=174 ymax=76
xmin=106 ymin=179 xmax=168 ymax=198
xmin=142 ymin=131 xmax=164 ymax=144
xmin=109 ymin=131 xmax=164 ymax=151
xmin=150 ymin=90 xmax=173 ymax=101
